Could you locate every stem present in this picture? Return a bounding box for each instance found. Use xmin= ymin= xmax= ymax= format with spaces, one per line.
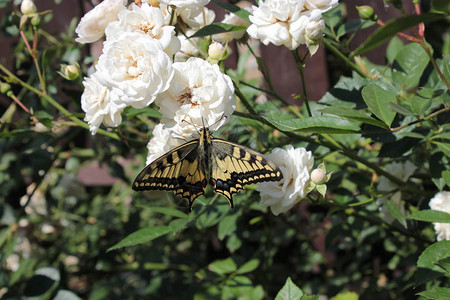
xmin=390 ymin=106 xmax=450 ymax=132
xmin=291 ymin=49 xmax=312 ymax=117
xmin=9 ymin=93 xmax=39 ymax=123
xmin=20 ymin=30 xmax=47 ymax=94
xmin=323 ymin=39 xmax=366 ymax=77
xmin=246 ymin=41 xmax=275 ymax=92
xmin=420 ymin=40 xmax=450 ymax=91
xmin=0 ymin=63 xmax=119 ymax=140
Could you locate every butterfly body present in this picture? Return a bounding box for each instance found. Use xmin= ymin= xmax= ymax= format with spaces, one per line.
xmin=133 ymin=127 xmax=283 ymax=210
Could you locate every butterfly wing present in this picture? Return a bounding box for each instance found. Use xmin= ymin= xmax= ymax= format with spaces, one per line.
xmin=132 ymin=140 xmax=206 ymax=209
xmin=210 ymin=139 xmax=283 ymax=207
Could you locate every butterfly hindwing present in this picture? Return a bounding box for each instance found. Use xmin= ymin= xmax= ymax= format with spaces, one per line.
xmin=132 ymin=140 xmax=206 ymax=208
xmin=210 ymin=138 xmax=283 ymax=207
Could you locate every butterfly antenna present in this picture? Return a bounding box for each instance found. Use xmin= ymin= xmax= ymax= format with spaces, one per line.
xmin=182 ymin=117 xmax=201 ymax=135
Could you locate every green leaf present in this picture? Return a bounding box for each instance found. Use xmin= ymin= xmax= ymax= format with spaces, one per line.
xmin=416 ymin=287 xmax=450 ymax=299
xmin=431 ymin=0 xmax=450 ymax=14
xmin=318 ymin=106 xmax=389 ymax=128
xmin=409 ymin=210 xmax=450 ymax=223
xmin=435 ymin=142 xmax=450 ymax=157
xmin=386 ymin=36 xmax=404 ymax=64
xmin=417 ymin=241 xmax=450 ymax=285
xmin=208 ymin=258 xmax=237 ymax=275
xmin=236 ymin=259 xmax=260 ymax=274
xmin=211 ymin=0 xmax=251 ymax=22
xmin=125 ymin=107 xmax=161 ymax=119
xmin=146 ymin=206 xmax=188 ymax=219
xmin=9 ymin=258 xmax=37 ymax=286
xmin=264 ymin=116 xmax=360 ymax=134
xmin=218 ymin=213 xmax=238 ymax=240
xmin=436 ymin=257 xmax=450 ymax=273
xmin=388 ymin=102 xmax=414 ymax=116
xmin=386 ymin=200 xmax=407 ymax=228
xmin=336 ymin=19 xmax=375 ymax=38
xmin=443 ymin=171 xmax=450 ymax=187
xmin=107 ymin=226 xmax=172 ymax=251
xmin=275 ymin=277 xmax=303 ymax=300
xmin=190 ymin=23 xmax=247 ymax=38
xmin=24 ymin=267 xmax=60 ymax=298
xmin=361 ymin=84 xmax=397 ymax=126
xmin=169 ymin=218 xmax=191 ymax=232
xmin=330 ymin=291 xmax=359 ymax=300
xmin=351 ymin=13 xmax=445 ymax=56
xmin=392 ymin=43 xmax=430 ymax=89
xmin=410 ymin=95 xmax=432 ymax=115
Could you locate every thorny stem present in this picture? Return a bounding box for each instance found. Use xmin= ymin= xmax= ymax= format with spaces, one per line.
xmin=9 ymin=93 xmax=39 ymax=123
xmin=0 ymin=63 xmax=119 ymax=140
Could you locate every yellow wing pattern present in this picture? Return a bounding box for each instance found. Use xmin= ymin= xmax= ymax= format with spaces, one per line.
xmin=132 ymin=140 xmax=206 ymax=209
xmin=210 ymin=139 xmax=283 ymax=208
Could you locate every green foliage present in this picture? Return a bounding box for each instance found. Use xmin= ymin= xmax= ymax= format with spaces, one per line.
xmin=0 ymin=1 xmax=449 ymax=299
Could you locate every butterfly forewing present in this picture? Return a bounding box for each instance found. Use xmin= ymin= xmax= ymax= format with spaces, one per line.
xmin=132 ymin=140 xmax=206 ymax=206
xmin=209 ymin=138 xmax=283 ymax=207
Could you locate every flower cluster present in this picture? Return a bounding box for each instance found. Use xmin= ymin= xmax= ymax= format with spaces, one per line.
xmin=76 ymin=1 xmax=321 ymax=215
xmin=77 ymin=1 xmax=233 ymax=136
xmin=247 ymin=0 xmax=338 ymax=54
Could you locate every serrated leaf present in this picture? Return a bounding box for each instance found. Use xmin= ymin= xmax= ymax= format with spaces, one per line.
xmin=416 ymin=287 xmax=450 ymax=299
xmin=107 ymin=226 xmax=172 ymax=251
xmin=275 ymin=277 xmax=303 ymax=300
xmin=409 ymin=210 xmax=450 ymax=223
xmin=264 ymin=116 xmax=360 ymax=133
xmin=190 ymin=23 xmax=247 ymax=38
xmin=211 ymin=0 xmax=251 ymax=22
xmin=351 ymin=13 xmax=445 ymax=56
xmin=361 ymin=84 xmax=396 ymax=126
xmin=318 ymin=106 xmax=389 ymax=128
xmin=386 ymin=200 xmax=407 ymax=228
xmin=208 ymin=258 xmax=237 ymax=275
xmin=236 ymin=259 xmax=260 ymax=274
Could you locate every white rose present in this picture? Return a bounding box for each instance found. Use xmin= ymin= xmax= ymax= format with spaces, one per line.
xmin=179 ymin=6 xmax=216 ymax=29
xmin=159 ymin=0 xmax=210 ymax=8
xmin=247 ymin=0 xmax=307 ymax=50
xmin=145 ymin=124 xmax=186 ymax=164
xmin=75 ymin=0 xmax=127 ymax=44
xmin=213 ymin=7 xmax=252 ymax=43
xmin=305 ymin=0 xmax=339 ymax=12
xmin=256 ymin=145 xmax=314 ymax=215
xmin=105 ymin=3 xmax=181 ymax=56
xmin=174 ymin=29 xmax=201 ymax=62
xmin=429 ymin=191 xmax=450 ymax=241
xmin=80 ymin=73 xmax=125 ymax=134
xmin=96 ymin=32 xmax=174 ymax=109
xmin=156 ymin=57 xmax=236 ymax=139
xmin=377 ymin=161 xmax=417 ymax=192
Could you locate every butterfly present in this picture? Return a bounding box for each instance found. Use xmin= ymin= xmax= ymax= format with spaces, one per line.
xmin=132 ymin=126 xmax=283 ymax=210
